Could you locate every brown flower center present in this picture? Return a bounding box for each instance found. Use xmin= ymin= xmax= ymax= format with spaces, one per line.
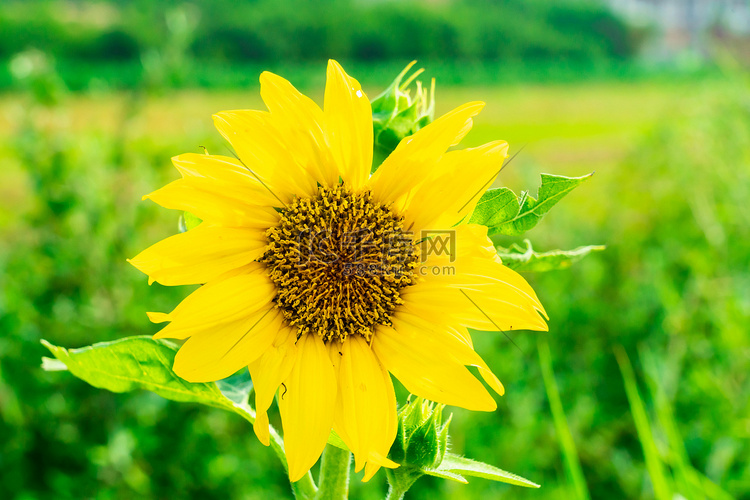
xmin=262 ymin=185 xmax=418 ymax=343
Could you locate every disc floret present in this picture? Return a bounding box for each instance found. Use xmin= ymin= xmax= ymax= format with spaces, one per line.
xmin=262 ymin=185 xmax=418 ymax=343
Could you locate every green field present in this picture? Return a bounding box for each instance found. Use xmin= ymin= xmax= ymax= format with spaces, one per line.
xmin=1 ymin=70 xmax=748 ymax=500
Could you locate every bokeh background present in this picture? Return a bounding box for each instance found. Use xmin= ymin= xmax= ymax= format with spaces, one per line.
xmin=1 ymin=0 xmax=748 ymax=499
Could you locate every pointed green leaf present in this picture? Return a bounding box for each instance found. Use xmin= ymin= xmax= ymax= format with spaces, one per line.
xmin=42 ymin=336 xmax=348 ymax=453
xmin=41 ymin=357 xmax=67 ymax=371
xmin=470 ymin=173 xmax=593 ymax=236
xmin=438 ymin=453 xmax=540 ymax=488
xmin=497 ymin=240 xmax=605 ymax=273
xmin=469 ymin=188 xmax=519 ymax=227
xmin=41 ymin=337 xmax=240 ymax=413
xmin=422 ymin=468 xmax=468 ymax=484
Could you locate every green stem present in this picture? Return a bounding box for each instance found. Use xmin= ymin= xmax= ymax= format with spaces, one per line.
xmin=314 ymin=444 xmax=352 ymax=500
xmin=291 ymin=471 xmax=319 ymax=500
xmin=384 ymin=468 xmax=422 ymax=500
xmin=385 ymin=484 xmax=408 ymax=500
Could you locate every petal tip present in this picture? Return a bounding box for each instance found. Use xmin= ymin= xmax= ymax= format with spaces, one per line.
xmin=147 ymin=311 xmax=170 ymax=324
xmin=253 ymin=412 xmax=271 ymax=447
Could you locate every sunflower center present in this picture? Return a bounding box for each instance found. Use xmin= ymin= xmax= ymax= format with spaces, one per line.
xmin=262 ymin=184 xmax=418 ymax=343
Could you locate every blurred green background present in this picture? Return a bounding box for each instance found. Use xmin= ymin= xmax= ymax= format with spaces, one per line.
xmin=1 ymin=0 xmax=748 ymax=499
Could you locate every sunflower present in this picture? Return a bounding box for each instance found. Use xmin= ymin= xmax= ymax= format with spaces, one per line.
xmin=129 ymin=60 xmax=548 ymax=482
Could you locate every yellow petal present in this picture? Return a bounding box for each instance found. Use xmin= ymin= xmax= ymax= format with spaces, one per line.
xmin=279 ymin=334 xmax=337 ymax=482
xmin=213 ymin=110 xmax=318 ymax=201
xmin=369 ymin=101 xmax=484 ymax=209
xmin=393 ymin=313 xmax=504 ymax=397
xmin=447 ymin=326 xmax=503 ymax=395
xmin=128 ymin=225 xmax=267 ymax=286
xmin=171 ymin=153 xmax=282 ymax=208
xmin=152 ymin=264 xmax=275 ymax=340
xmin=404 ymin=141 xmax=509 ymax=233
xmin=448 ymin=324 xmax=474 ymax=348
xmin=248 ymin=326 xmax=299 ymax=446
xmin=253 ymin=410 xmax=271 ymax=447
xmin=145 ymin=178 xmax=279 ymax=229
xmin=173 ymin=307 xmax=282 ymax=383
xmin=372 ymin=324 xmax=496 ymax=411
xmin=324 ymin=59 xmax=372 ymax=190
xmin=260 ymin=71 xmax=339 ymax=187
xmin=408 ymin=224 xmax=548 ymax=331
xmin=401 ymin=281 xmax=547 ymax=334
xmin=363 ymin=452 xmax=399 ymax=482
xmin=333 ymin=336 xmax=397 ymax=473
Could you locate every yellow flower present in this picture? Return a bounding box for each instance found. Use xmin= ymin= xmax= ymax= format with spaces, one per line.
xmin=129 ymin=60 xmax=548 ymax=482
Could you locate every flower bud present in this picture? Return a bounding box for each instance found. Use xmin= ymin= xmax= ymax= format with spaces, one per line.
xmin=371 ymin=62 xmax=435 ymax=167
xmin=389 ymin=396 xmax=452 ymax=470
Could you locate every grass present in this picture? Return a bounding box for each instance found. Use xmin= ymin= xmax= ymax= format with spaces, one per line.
xmin=614 ymin=347 xmax=671 ymax=500
xmin=538 ymin=340 xmax=590 ymax=500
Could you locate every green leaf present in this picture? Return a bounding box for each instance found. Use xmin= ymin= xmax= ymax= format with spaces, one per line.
xmin=496 ymin=240 xmax=605 ymax=272
xmin=470 ymin=173 xmax=593 ymax=236
xmin=468 ymin=188 xmax=519 ymax=228
xmin=437 ymin=453 xmax=540 ymax=488
xmin=40 ymin=337 xmax=334 ymax=489
xmin=422 ymin=468 xmax=468 ymax=484
xmin=41 ymin=336 xmax=240 ymax=413
xmin=41 ymin=336 xmax=348 ymax=455
xmin=41 ymin=357 xmax=67 ymax=371
xmin=216 ymin=370 xmax=253 ymax=406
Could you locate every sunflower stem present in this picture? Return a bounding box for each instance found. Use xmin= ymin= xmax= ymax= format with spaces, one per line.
xmin=291 ymin=471 xmax=319 ymax=500
xmin=385 ymin=467 xmax=422 ymax=500
xmin=314 ymin=444 xmax=351 ymax=500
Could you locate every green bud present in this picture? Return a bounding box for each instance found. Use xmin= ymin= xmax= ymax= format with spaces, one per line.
xmin=389 ymin=396 xmax=451 ymax=470
xmin=385 ymin=396 xmax=540 ymax=496
xmin=371 ymin=61 xmax=435 ymax=170
xmin=405 ymin=406 xmax=440 ymax=468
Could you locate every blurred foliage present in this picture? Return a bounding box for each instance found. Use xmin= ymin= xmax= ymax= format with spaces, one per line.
xmin=1 ymin=27 xmax=749 ymax=500
xmin=0 ymin=0 xmax=644 ymax=91
xmin=486 ymin=72 xmax=749 ymax=499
